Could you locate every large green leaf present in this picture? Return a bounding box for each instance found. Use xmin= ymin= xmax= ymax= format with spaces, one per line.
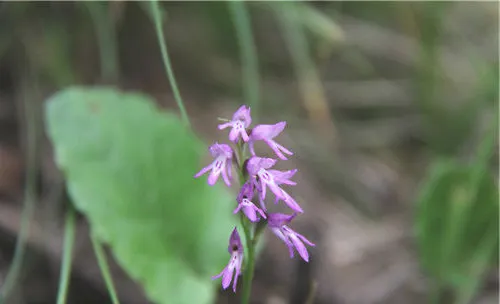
xmin=46 ymin=87 xmax=237 ymax=304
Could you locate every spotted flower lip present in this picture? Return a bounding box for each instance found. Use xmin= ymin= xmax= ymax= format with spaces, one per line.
xmin=249 ymin=122 xmax=293 ymax=160
xmin=194 ymin=143 xmax=233 ymax=186
xmin=267 ymin=213 xmax=315 ymax=262
xmin=212 ymin=228 xmax=244 ymax=292
xmin=218 ymin=105 xmax=252 ymax=143
xmin=233 ymin=198 xmax=267 ymax=222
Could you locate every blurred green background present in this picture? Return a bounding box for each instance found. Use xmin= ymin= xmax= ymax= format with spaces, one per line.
xmin=0 ymin=1 xmax=497 ymax=304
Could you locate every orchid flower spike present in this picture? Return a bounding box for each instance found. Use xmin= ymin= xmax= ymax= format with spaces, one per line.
xmin=212 ymin=228 xmax=244 ymax=292
xmin=267 ymin=213 xmax=315 ymax=262
xmin=249 ymin=122 xmax=293 ymax=160
xmin=218 ymin=105 xmax=252 ymax=143
xmin=234 ymin=182 xmax=267 ymax=222
xmin=194 ymin=143 xmax=233 ymax=186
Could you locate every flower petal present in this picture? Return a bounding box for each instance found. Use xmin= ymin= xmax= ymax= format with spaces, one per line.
xmin=258 ymin=196 xmax=267 ymax=211
xmin=266 ymin=139 xmax=288 ymax=160
xmin=259 ymin=177 xmax=267 ymax=199
xmin=229 ymin=228 xmax=242 ymax=251
xmin=233 ymin=204 xmax=243 ymax=214
xmin=237 ymin=182 xmax=253 ymax=202
xmin=259 ymin=157 xmax=278 ymax=169
xmin=227 ymin=161 xmax=233 ymax=180
xmin=207 ymin=169 xmax=221 ymax=185
xmin=218 ymin=122 xmax=233 ymax=130
xmin=275 ymin=141 xmax=293 ymax=155
xmin=267 ymin=213 xmax=296 ymax=227
xmin=221 ymin=266 xmax=234 ymax=290
xmin=296 ymin=231 xmax=316 ymax=247
xmin=221 ymin=163 xmax=231 ymax=186
xmin=211 ymin=269 xmax=224 ymax=280
xmin=240 ymin=129 xmax=250 ymax=142
xmin=248 ymin=141 xmax=256 ymax=156
xmin=194 ymin=164 xmax=212 ymax=178
xmin=232 ymin=263 xmax=241 ymax=292
xmin=289 ymin=233 xmax=309 ymax=262
xmin=229 ymin=127 xmax=239 ymax=142
xmin=251 ymin=122 xmax=286 ymax=140
xmin=232 ymin=105 xmax=252 ymax=126
xmin=280 ymin=191 xmax=304 ymax=213
xmin=246 ymin=156 xmax=277 ymax=175
xmin=271 ymin=227 xmax=295 ymax=258
xmin=268 ymin=183 xmax=286 ymax=201
xmin=268 ymin=169 xmax=297 ymax=185
xmin=243 ymin=204 xmax=258 ymax=222
xmin=256 ymin=207 xmax=267 ymax=219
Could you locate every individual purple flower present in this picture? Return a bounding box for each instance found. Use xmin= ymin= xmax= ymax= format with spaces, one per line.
xmin=249 ymin=122 xmax=293 ymax=160
xmin=212 ymin=228 xmax=244 ymax=292
xmin=194 ymin=143 xmax=233 ymax=186
xmin=218 ymin=105 xmax=252 ymax=143
xmin=246 ymin=156 xmax=285 ymax=201
xmin=267 ymin=213 xmax=315 ymax=262
xmin=234 ymin=182 xmax=267 ymax=222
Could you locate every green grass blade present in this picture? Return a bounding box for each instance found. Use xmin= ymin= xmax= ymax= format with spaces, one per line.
xmin=84 ymin=2 xmax=120 ymax=83
xmin=229 ymin=1 xmax=260 ymax=117
xmin=149 ymin=0 xmax=191 ymax=127
xmin=91 ymin=235 xmax=121 ymax=304
xmin=56 ymin=208 xmax=76 ymax=304
xmin=0 ymin=84 xmax=41 ymax=302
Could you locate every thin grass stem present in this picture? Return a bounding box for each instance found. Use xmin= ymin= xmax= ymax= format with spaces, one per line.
xmin=150 ymin=0 xmax=191 ymax=127
xmin=91 ymin=235 xmax=121 ymax=304
xmin=0 ymin=80 xmax=40 ymax=303
xmin=56 ymin=208 xmax=76 ymax=304
xmin=85 ymin=2 xmax=119 ymax=83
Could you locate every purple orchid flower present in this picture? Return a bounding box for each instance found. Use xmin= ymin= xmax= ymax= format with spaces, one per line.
xmin=249 ymin=122 xmax=293 ymax=160
xmin=234 ymin=182 xmax=267 ymax=222
xmin=194 ymin=143 xmax=233 ymax=186
xmin=246 ymin=157 xmax=303 ymax=212
xmin=212 ymin=228 xmax=244 ymax=292
xmin=218 ymin=105 xmax=252 ymax=143
xmin=246 ymin=156 xmax=285 ymax=201
xmin=267 ymin=213 xmax=315 ymax=262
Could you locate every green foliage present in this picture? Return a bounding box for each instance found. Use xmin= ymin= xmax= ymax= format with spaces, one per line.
xmin=416 ymin=141 xmax=498 ymax=303
xmin=45 ymin=87 xmax=237 ymax=304
xmin=82 ymin=2 xmax=120 ymax=82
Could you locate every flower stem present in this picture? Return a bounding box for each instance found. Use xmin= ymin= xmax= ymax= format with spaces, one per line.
xmin=91 ymin=235 xmax=121 ymax=304
xmin=149 ymin=0 xmax=191 ymax=127
xmin=240 ymin=223 xmax=255 ymax=304
xmin=56 ymin=208 xmax=76 ymax=304
xmin=236 ymin=142 xmax=260 ymax=304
